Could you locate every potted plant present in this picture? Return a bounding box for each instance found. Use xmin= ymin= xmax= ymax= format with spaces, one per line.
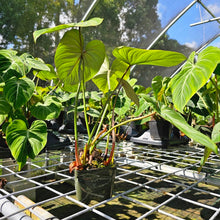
xmin=169 ymin=46 xmax=220 ymax=170
xmin=0 ymin=49 xmax=63 ymax=169
xmin=33 ymin=17 xmax=190 ymax=203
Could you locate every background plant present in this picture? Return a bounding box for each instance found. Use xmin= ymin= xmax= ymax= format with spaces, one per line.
xmin=0 ymin=49 xmax=62 ymax=170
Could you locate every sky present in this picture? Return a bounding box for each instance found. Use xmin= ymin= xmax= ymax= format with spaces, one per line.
xmin=156 ymin=0 xmax=220 ymax=50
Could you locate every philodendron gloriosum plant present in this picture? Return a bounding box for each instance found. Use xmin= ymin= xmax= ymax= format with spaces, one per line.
xmin=0 ymin=49 xmax=62 ymax=170
xmin=34 ymin=17 xmax=189 ymax=171
xmin=34 ymin=17 xmax=218 ymax=171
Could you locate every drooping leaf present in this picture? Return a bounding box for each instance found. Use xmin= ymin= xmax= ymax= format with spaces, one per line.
xmin=119 ymin=79 xmax=139 ymax=107
xmin=112 ymin=46 xmax=186 ymax=67
xmin=33 ymin=17 xmax=104 ymax=42
xmin=55 ymin=30 xmax=105 ymax=87
xmin=198 ymin=147 xmax=212 ymax=172
xmin=160 ymin=106 xmax=218 ymax=155
xmin=30 ymin=96 xmax=62 ymax=120
xmin=4 ymin=77 xmax=35 ymax=109
xmin=6 ymin=119 xmax=47 ymax=170
xmin=170 ymin=46 xmax=220 ymax=112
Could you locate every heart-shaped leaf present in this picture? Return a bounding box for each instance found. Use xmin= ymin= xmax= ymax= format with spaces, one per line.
xmin=30 ymin=96 xmax=62 ymax=120
xmin=170 ymin=46 xmax=220 ymax=112
xmin=112 ymin=46 xmax=186 ymax=67
xmin=55 ymin=29 xmax=105 ymax=86
xmin=33 ymin=17 xmax=104 ymax=42
xmin=4 ymin=77 xmax=35 ymax=109
xmin=6 ymin=119 xmax=47 ymax=170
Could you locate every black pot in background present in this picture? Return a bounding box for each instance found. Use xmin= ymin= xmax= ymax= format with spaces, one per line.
xmin=149 ymin=119 xmax=171 ymax=140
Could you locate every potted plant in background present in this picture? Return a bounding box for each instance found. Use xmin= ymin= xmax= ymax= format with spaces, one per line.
xmin=0 ymin=49 xmax=63 ymax=169
xmin=169 ymin=46 xmax=220 ymax=170
xmin=33 ymin=17 xmax=191 ymax=203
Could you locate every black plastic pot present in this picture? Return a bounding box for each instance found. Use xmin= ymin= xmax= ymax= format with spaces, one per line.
xmin=149 ymin=119 xmax=171 ymax=140
xmin=74 ymin=165 xmax=116 ymax=204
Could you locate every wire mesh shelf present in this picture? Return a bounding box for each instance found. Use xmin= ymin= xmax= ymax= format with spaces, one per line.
xmin=0 ymin=134 xmax=219 ymax=220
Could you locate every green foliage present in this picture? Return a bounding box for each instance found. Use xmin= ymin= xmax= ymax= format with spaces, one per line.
xmin=4 ymin=77 xmax=35 ymax=109
xmin=170 ymin=46 xmax=220 ymax=113
xmin=54 ymin=29 xmax=105 ymax=91
xmin=0 ymin=49 xmax=62 ymax=170
xmin=112 ymin=47 xmax=186 ymax=67
xmin=6 ymin=119 xmax=47 ymax=170
xmin=33 ymin=17 xmax=104 ymax=42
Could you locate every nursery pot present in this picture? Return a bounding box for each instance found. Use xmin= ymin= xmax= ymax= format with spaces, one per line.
xmin=149 ymin=119 xmax=171 ymax=140
xmin=74 ymin=165 xmax=116 ymax=204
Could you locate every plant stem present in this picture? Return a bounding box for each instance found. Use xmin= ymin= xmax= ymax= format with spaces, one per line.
xmin=210 ymin=76 xmax=219 ymax=123
xmin=74 ymin=82 xmax=81 ymax=166
xmin=96 ymin=111 xmax=156 ymax=145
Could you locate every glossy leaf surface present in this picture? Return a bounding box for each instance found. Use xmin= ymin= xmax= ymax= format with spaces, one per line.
xmin=170 ymin=46 xmax=220 ymax=112
xmin=6 ymin=119 xmax=47 ymax=170
xmin=4 ymin=77 xmax=35 ymax=109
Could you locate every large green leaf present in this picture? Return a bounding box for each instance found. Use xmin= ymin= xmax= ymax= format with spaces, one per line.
xmin=6 ymin=119 xmax=47 ymax=170
xmin=33 ymin=17 xmax=104 ymax=42
xmin=30 ymin=96 xmax=62 ymax=120
xmin=4 ymin=77 xmax=35 ymax=109
xmin=112 ymin=46 xmax=186 ymax=67
xmin=55 ymin=30 xmax=105 ymax=87
xmin=170 ymin=46 xmax=220 ymax=112
xmin=160 ymin=106 xmax=218 ymax=154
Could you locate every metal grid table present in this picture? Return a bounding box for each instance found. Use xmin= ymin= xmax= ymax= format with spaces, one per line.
xmin=0 ymin=135 xmax=219 ymax=220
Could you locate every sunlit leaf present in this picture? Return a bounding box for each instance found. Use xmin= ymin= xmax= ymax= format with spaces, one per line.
xmin=112 ymin=46 xmax=186 ymax=66
xmin=170 ymin=46 xmax=220 ymax=112
xmin=55 ymin=30 xmax=105 ymax=87
xmin=6 ymin=119 xmax=47 ymax=170
xmin=33 ymin=17 xmax=104 ymax=42
xmin=4 ymin=77 xmax=35 ymax=109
